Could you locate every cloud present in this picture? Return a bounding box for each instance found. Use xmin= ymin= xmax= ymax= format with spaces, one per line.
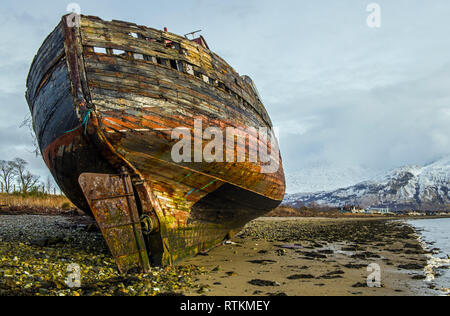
xmin=278 ymin=63 xmax=450 ymax=179
xmin=0 ymin=0 xmax=449 ymax=194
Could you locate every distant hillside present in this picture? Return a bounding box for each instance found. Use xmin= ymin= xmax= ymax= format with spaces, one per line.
xmin=284 ymin=157 xmax=450 ymax=212
xmin=285 ymin=164 xmax=377 ymax=193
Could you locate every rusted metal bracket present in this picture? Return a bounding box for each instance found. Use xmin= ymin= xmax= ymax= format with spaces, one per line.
xmin=140 ymin=214 xmax=154 ymax=235
xmin=79 ymin=169 xmax=151 ymax=274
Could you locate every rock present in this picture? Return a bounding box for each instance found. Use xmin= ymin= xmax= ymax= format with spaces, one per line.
xmin=320 ymin=270 xmax=345 ymax=279
xmin=351 ymin=251 xmax=380 ymax=259
xmin=47 ymin=236 xmax=64 ymax=246
xmin=266 ymin=292 xmax=287 ymax=296
xmin=286 ymin=265 xmax=309 ymax=270
xmin=404 ymin=243 xmax=422 ymax=250
xmin=30 ymin=238 xmax=48 ymax=247
xmin=248 ymin=260 xmax=277 ymax=265
xmin=197 ymin=285 xmax=210 ymax=294
xmin=287 ymin=274 xmax=315 ymax=280
xmin=38 ymin=288 xmax=49 ymax=295
xmin=248 ymin=279 xmax=280 ymax=287
xmin=342 ymin=246 xmax=358 ymax=251
xmin=318 ymin=249 xmax=334 ymax=255
xmin=320 ymin=274 xmax=343 ymax=280
xmin=405 ymin=250 xmax=423 ymax=255
xmin=302 ymin=251 xmax=328 ymax=259
xmin=278 ymin=244 xmax=303 ymax=250
xmin=352 ymin=282 xmax=368 ymax=288
xmin=398 ymin=263 xmax=424 ymax=270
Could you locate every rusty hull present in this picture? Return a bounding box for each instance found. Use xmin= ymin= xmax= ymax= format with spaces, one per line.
xmin=26 ymin=15 xmax=286 ymax=272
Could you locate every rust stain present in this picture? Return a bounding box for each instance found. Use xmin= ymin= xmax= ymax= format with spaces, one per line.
xmin=26 ymin=14 xmax=286 ymax=272
xmin=79 ymin=170 xmax=151 ymax=273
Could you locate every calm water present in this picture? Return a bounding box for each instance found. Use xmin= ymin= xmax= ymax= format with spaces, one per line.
xmin=407 ymin=218 xmax=450 ymax=295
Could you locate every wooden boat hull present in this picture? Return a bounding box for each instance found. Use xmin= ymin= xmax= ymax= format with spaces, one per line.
xmin=26 ymin=15 xmax=285 ymax=272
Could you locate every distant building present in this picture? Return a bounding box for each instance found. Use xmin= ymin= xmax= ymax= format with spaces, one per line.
xmin=366 ymin=207 xmax=391 ymax=215
xmin=351 ymin=207 xmax=366 ymax=214
xmin=339 ymin=208 xmax=351 ymax=214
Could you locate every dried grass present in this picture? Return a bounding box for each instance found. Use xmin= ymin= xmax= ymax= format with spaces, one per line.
xmin=266 ymin=206 xmax=382 ymax=218
xmin=0 ymin=193 xmax=78 ymax=215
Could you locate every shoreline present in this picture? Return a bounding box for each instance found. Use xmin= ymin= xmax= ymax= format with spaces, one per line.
xmin=0 ymin=214 xmax=443 ymax=296
xmin=405 ymin=218 xmax=450 ymax=295
xmin=184 ymin=217 xmax=435 ymax=296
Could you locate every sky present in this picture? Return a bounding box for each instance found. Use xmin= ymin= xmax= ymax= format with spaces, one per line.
xmin=0 ymin=0 xmax=449 ymax=193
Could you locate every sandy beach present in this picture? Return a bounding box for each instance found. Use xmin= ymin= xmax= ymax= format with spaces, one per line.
xmin=0 ymin=215 xmax=438 ymax=296
xmin=183 ymin=217 xmax=435 ymax=296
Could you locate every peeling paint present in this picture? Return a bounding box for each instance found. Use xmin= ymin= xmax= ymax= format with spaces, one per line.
xmin=25 ymin=14 xmax=286 ymax=272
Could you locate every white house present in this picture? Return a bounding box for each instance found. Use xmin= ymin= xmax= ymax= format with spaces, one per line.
xmin=351 ymin=207 xmax=366 ymax=214
xmin=366 ymin=207 xmax=391 ymax=215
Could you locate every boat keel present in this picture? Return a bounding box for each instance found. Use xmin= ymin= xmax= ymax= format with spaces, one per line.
xmin=79 ymin=170 xmax=151 ymax=274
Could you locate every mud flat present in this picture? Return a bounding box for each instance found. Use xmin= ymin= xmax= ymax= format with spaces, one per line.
xmin=0 ymin=215 xmax=438 ymax=296
xmin=184 ymin=217 xmax=437 ymax=296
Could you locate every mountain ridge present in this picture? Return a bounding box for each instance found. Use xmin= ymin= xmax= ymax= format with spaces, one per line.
xmin=284 ymin=157 xmax=450 ymax=211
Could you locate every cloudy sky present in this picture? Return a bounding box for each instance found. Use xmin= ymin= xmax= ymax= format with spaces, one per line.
xmin=1 ymin=0 xmax=449 ymax=193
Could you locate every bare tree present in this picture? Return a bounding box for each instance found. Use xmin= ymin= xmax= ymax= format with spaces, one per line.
xmin=12 ymin=158 xmax=40 ymax=194
xmin=21 ymin=115 xmax=40 ymax=157
xmin=21 ymin=171 xmax=40 ymax=193
xmin=0 ymin=160 xmax=16 ymax=193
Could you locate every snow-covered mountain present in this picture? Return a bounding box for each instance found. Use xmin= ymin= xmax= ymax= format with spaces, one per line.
xmin=285 ymin=165 xmax=378 ymax=194
xmin=284 ymin=157 xmax=450 ymax=211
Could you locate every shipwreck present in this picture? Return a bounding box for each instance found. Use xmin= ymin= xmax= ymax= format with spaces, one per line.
xmin=25 ymin=15 xmax=285 ymax=273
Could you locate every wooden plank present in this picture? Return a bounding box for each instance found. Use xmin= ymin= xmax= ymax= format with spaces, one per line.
xmin=82 ymin=53 xmax=268 ymax=126
xmin=26 ymin=23 xmax=65 ymax=105
xmin=79 ymin=15 xmax=263 ymax=111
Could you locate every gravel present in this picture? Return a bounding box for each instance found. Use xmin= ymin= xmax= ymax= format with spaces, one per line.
xmin=0 ymin=215 xmax=203 ymax=296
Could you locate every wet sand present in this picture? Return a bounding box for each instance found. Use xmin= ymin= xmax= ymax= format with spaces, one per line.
xmin=0 ymin=215 xmax=437 ymax=296
xmin=184 ymin=218 xmax=435 ymax=296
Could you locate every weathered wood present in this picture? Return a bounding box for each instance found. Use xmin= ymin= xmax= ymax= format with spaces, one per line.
xmin=82 ymin=54 xmax=268 ymax=126
xmin=78 ymin=16 xmax=271 ymax=124
xmin=26 ymin=14 xmax=285 ymax=269
xmin=26 ymin=23 xmax=65 ymax=107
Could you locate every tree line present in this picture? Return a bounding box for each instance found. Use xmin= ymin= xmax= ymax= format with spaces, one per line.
xmin=0 ymin=158 xmax=56 ymax=195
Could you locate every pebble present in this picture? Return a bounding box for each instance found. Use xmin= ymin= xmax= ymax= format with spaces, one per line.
xmin=0 ymin=215 xmax=204 ymax=296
